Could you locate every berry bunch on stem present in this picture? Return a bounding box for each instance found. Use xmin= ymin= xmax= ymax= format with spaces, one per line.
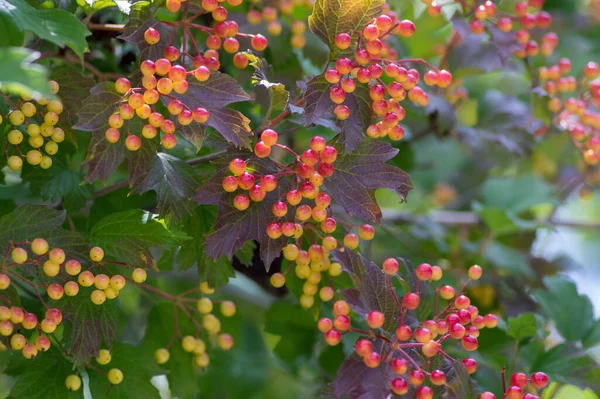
xmin=1 ymin=80 xmax=65 ymax=171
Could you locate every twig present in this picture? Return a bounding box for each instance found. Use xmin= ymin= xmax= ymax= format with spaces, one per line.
xmin=87 ymin=23 xmax=126 ymax=32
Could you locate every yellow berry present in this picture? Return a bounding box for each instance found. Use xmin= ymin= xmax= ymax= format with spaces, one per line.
xmin=49 ymin=80 xmax=60 ymax=94
xmin=29 ymin=135 xmax=44 ymax=148
xmin=218 ymin=333 xmax=234 ymax=350
xmin=11 ymin=248 xmax=27 ymax=264
xmin=90 ymin=246 xmax=104 ymax=262
xmin=21 ymin=102 xmax=37 ymax=117
xmin=8 ymin=110 xmax=25 ymax=126
xmin=329 ymin=262 xmax=342 ymax=277
xmin=199 ymin=281 xmax=214 ymax=294
xmin=31 ymin=238 xmax=49 ymax=255
xmin=193 ymin=339 xmax=206 ymax=354
xmin=27 ymin=124 xmax=40 ymax=136
xmin=94 ymin=274 xmax=110 ymax=290
xmin=110 ymin=275 xmax=126 ymax=290
xmin=44 ymin=141 xmax=58 ymax=155
xmin=196 ymin=297 xmax=213 ymax=314
xmin=181 ymin=335 xmax=197 ymax=352
xmin=104 ymin=287 xmax=119 ymax=299
xmin=91 ymin=290 xmax=106 ymax=305
xmin=220 ymin=301 xmax=236 ymax=317
xmin=47 ymin=100 xmax=63 ymax=114
xmin=7 ymin=130 xmax=23 ymax=145
xmin=49 ymin=248 xmax=65 ymax=264
xmin=300 ymin=294 xmax=314 ymax=308
xmin=40 ymin=156 xmax=52 ymax=169
xmin=7 ymin=156 xmax=23 ymax=171
xmin=51 ymin=127 xmax=65 ymax=143
xmin=132 ymin=268 xmax=147 ymax=283
xmin=78 ymin=271 xmax=94 ymax=287
xmin=64 ymin=281 xmax=79 ymax=296
xmin=96 ymin=349 xmax=112 ymax=365
xmin=107 ymin=368 xmax=123 ymax=385
xmin=195 ymin=352 xmax=209 ymax=368
xmin=202 ymin=314 xmax=221 ymax=334
xmin=65 ymin=375 xmax=82 ymax=391
xmin=270 ymin=273 xmax=285 ymax=288
xmin=44 ymin=111 xmax=59 ymax=126
xmin=26 ymin=150 xmax=42 ymax=166
xmin=154 ymin=348 xmax=170 ymax=364
xmin=43 ymin=261 xmax=60 ymax=277
xmin=40 ymin=123 xmax=54 ymax=137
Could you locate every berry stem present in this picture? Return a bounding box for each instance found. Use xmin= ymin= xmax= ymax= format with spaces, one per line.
xmin=386 ymin=275 xmax=402 ymax=311
xmin=267 ymin=98 xmax=305 ymax=129
xmin=6 ymin=270 xmax=49 ymax=309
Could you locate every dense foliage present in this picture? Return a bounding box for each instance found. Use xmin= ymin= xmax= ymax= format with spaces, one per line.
xmin=0 ymin=0 xmax=600 ymax=398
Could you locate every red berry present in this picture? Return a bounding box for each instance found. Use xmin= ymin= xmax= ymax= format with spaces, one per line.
xmin=416 ymin=263 xmax=433 ymax=280
xmin=251 ymin=34 xmax=268 ymax=51
xmin=238 ymin=172 xmax=255 ymax=190
xmin=530 ymin=372 xmax=548 ymax=389
xmin=335 ymin=33 xmax=351 ymax=49
xmin=402 ymin=293 xmax=420 ymax=309
xmin=455 ymin=295 xmax=471 ymax=309
xmin=333 ymin=315 xmax=350 ymax=331
xmin=391 ymin=377 xmax=408 ymax=394
xmin=511 ymin=372 xmax=528 ymax=389
xmin=461 ymin=335 xmax=478 ymax=351
xmin=506 ymin=386 xmax=523 ymax=399
xmin=383 ymin=258 xmax=399 ymax=275
xmin=324 ymin=329 xmax=341 ymax=345
xmin=249 ymin=185 xmax=266 ymax=202
xmin=261 ymin=129 xmax=278 ymax=146
xmin=233 ymin=53 xmax=249 ymax=69
xmin=366 ymin=311 xmax=384 ymax=329
xmin=193 ymin=107 xmax=209 ymax=123
xmin=354 ymin=339 xmax=373 ymax=357
xmin=144 ymin=27 xmax=160 ymax=44
xmin=462 ymin=358 xmax=477 ymax=374
xmin=233 ymin=194 xmax=250 ymax=210
xmin=397 ymin=20 xmax=416 ymax=37
xmin=266 ymin=222 xmax=282 ymax=239
xmin=416 ymin=386 xmax=433 ymax=399
xmin=363 ymin=351 xmax=380 ymax=368
xmin=254 ymin=141 xmax=271 ymax=158
xmin=409 ymin=370 xmax=425 ymax=386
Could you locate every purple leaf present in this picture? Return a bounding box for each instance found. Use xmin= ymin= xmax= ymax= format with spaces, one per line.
xmin=120 ymin=7 xmax=175 ymax=62
xmin=73 ymin=81 xmax=120 ymax=132
xmin=324 ymin=139 xmax=412 ymax=223
xmin=130 ymin=153 xmax=197 ymax=222
xmin=334 ymin=249 xmax=400 ymax=332
xmin=339 ymin=288 xmax=371 ymax=316
xmin=334 ymin=354 xmax=391 ymax=398
xmin=194 ymin=149 xmax=293 ymax=270
xmin=84 ymin=130 xmax=126 ymax=184
xmin=304 ymin=74 xmax=371 ymax=152
xmin=169 ymin=73 xmax=252 ymax=149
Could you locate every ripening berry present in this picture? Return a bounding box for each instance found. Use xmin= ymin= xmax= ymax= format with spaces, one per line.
xmin=199 ymin=282 xmax=214 ymax=295
xmin=78 ymin=271 xmax=94 ymax=287
xmin=323 ymin=329 xmax=341 ymax=346
xmin=34 ymin=336 xmax=50 ymax=352
xmin=22 ymin=344 xmax=38 ymax=359
xmin=8 ymin=129 xmax=23 ymax=145
xmin=483 ymin=313 xmax=498 ymax=328
xmin=416 ymin=263 xmax=433 ymax=280
xmin=416 ymin=386 xmax=433 ymax=399
xmin=364 ymin=351 xmax=380 ymax=368
xmin=461 ymin=334 xmax=478 ymax=351
xmin=10 ymin=247 xmax=27 ymax=264
xmin=233 ymin=194 xmax=250 ymax=211
xmin=480 ymin=392 xmax=497 ymax=399
xmin=105 ymin=128 xmax=120 ymax=143
xmin=40 ymin=318 xmax=56 ymax=334
xmin=381 ymin=258 xmax=399 ymax=275
xmin=335 ymin=33 xmax=352 ymax=49
xmin=270 ymin=273 xmax=285 ymax=288
xmin=94 ymin=274 xmax=110 ymax=290
xmin=154 ymin=348 xmax=170 ymax=364
xmin=144 ymin=27 xmax=160 ymax=44
xmin=162 ymin=134 xmax=177 ymax=149
xmin=391 ymin=378 xmax=409 ymax=394
xmin=358 ymin=224 xmax=374 ymax=240
xmin=455 ymin=295 xmax=471 ymax=309
xmin=391 ymin=358 xmax=408 ymax=374
xmin=251 ymin=34 xmax=268 ymax=51
xmin=585 ymin=62 xmax=600 ymax=79
xmin=282 ymin=244 xmax=298 ymax=261
xmin=10 ymin=333 xmax=26 ymax=350
xmin=0 ymin=274 xmax=10 ymax=290
xmin=397 ymin=20 xmax=416 ymax=37
xmin=354 ymin=339 xmax=373 ymax=357
xmin=530 ymin=371 xmax=549 ymax=388
xmin=343 ymin=233 xmax=359 ymax=249
xmin=409 ymin=370 xmax=425 ymax=386
xmin=254 ymin=141 xmax=271 ymax=158
xmin=468 ymin=265 xmax=483 ymax=280
xmin=317 ymin=318 xmax=333 ymax=333
xmin=65 ymin=375 xmax=82 ymax=391
xmin=366 ymin=311 xmax=384 ymax=329
xmin=422 ymin=340 xmax=439 ymax=358
xmin=115 ymin=78 xmax=131 ymax=94
xmin=430 ymin=369 xmax=446 ymax=386
xmin=506 ymin=386 xmax=523 ymax=399
xmin=47 ymin=283 xmax=64 ymax=300
xmin=108 ymin=369 xmax=124 ymax=385
xmin=403 ymin=293 xmax=420 ymax=309
xmin=43 ymin=261 xmax=59 ymax=277
xmin=414 ymin=327 xmax=431 ymax=343
xmin=64 ymin=281 xmax=79 ymax=296
xmin=509 ymin=372 xmax=528 ymax=389
xmin=218 ymin=333 xmax=234 ymax=350
xmin=319 ymin=286 xmax=334 ymax=302
xmin=132 ymin=268 xmax=147 ymax=283
xmin=91 ymin=290 xmax=107 ymax=305
xmin=333 ymin=315 xmax=350 ymax=331
xmin=125 ymin=135 xmax=141 ymax=151
xmin=0 ymin=320 xmax=13 ymax=336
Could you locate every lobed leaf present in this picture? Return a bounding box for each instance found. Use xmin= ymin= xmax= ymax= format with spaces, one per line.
xmin=242 ymin=52 xmax=290 ymax=117
xmin=194 ymin=148 xmax=292 ymax=270
xmin=89 ymin=209 xmax=190 ymax=270
xmin=324 ymin=139 xmax=412 ymax=223
xmin=308 ymin=0 xmax=385 ymax=56
xmin=0 ymin=47 xmax=51 ymax=98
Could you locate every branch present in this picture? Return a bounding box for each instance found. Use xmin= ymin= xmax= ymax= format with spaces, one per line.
xmin=40 ymin=52 xmax=121 ymax=81
xmin=383 ymin=209 xmax=600 ymax=230
xmin=94 ymin=150 xmax=228 ymax=198
xmin=87 ymin=23 xmax=126 ymax=32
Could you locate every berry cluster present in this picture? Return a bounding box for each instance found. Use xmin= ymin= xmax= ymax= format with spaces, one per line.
xmin=0 ymin=304 xmax=60 ymax=359
xmin=450 ymin=0 xmax=557 ymax=60
xmin=540 ymin=60 xmax=600 ymax=166
xmin=1 ymin=239 xmax=145 ymax=305
xmin=64 ymin=350 xmax=124 ymax=391
xmin=246 ymin=3 xmax=311 ymax=49
xmin=479 ymin=370 xmax=549 ymax=399
xmin=143 ymin=0 xmax=267 ymax=71
xmin=317 ymin=264 xmax=510 ymax=397
xmin=152 ymin=282 xmax=236 ymax=369
xmin=1 ymin=80 xmax=64 ymax=171
xmin=222 ymin=132 xmax=376 ymax=308
xmin=324 ymin=12 xmax=452 ymax=140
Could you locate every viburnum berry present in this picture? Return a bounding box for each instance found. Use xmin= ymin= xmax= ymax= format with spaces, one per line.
xmin=366 ymin=311 xmax=384 ymax=329
xmin=530 ymin=372 xmax=549 ymax=388
xmin=107 ymin=368 xmax=124 ymax=385
xmin=132 ymin=268 xmax=147 ymax=283
xmin=391 ymin=377 xmax=409 ymax=394
xmin=324 ymin=329 xmax=341 ymax=346
xmin=363 ymin=351 xmax=381 ymax=368
xmin=254 ymin=141 xmax=271 ymax=158
xmin=506 ymin=386 xmax=523 ymax=399
xmin=270 ymin=273 xmax=285 ymax=288
xmin=125 ymin=135 xmax=141 ymax=151
xmin=409 ymin=369 xmax=425 ymax=386
xmin=355 ymin=339 xmax=373 ymax=357
xmin=416 ymin=386 xmax=433 ymax=399
xmin=251 ymin=34 xmax=268 ymax=51
xmin=397 ymin=20 xmax=416 ymax=37
xmin=402 ymin=292 xmax=420 ymax=309
xmin=335 ymin=33 xmax=351 ymax=49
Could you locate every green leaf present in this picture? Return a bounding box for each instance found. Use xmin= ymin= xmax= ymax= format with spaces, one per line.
xmin=129 ymin=153 xmax=198 ymax=223
xmin=582 ymin=320 xmax=600 ymax=349
xmin=77 ymin=0 xmax=131 ymax=13
xmin=235 ymin=240 xmax=256 ymax=267
xmin=264 ymin=302 xmax=317 ymax=363
xmin=0 ymin=48 xmax=51 ymax=98
xmin=0 ymin=15 xmax=24 ymax=46
xmin=483 ymin=241 xmax=535 ymax=278
xmin=446 ymin=358 xmax=476 ymax=399
xmin=482 ymin=174 xmax=555 ymax=214
xmin=88 ymin=343 xmax=163 ymax=398
xmin=57 ymin=293 xmax=118 ymax=365
xmin=531 ymin=343 xmax=599 ymax=389
xmin=533 ymin=276 xmax=595 ymax=342
xmin=477 ymin=207 xmax=519 ymax=236
xmin=242 ymin=52 xmax=290 ymax=118
xmin=0 ymin=204 xmax=88 ymax=259
xmin=6 ymin=350 xmax=83 ymax=399
xmin=0 ymin=0 xmax=90 ymax=58
xmin=506 ymin=313 xmax=538 ymax=341
xmin=308 ymin=0 xmax=385 ymax=56
xmin=90 ymin=209 xmax=191 ymax=270
xmin=532 ymin=88 xmax=554 ymax=125
xmin=141 ymin=303 xmax=198 ymax=399
xmin=23 ymin=161 xmax=94 ymax=213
